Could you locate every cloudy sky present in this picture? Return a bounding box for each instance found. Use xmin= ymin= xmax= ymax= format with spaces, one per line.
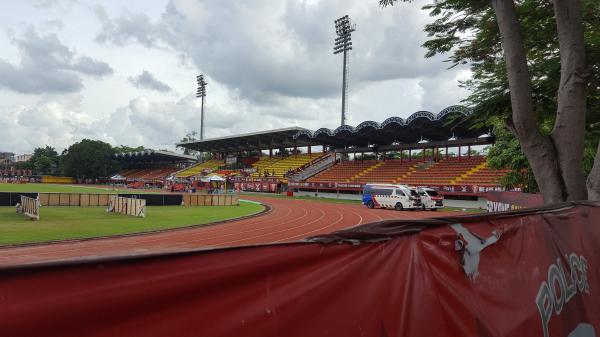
xmin=0 ymin=0 xmax=470 ymax=154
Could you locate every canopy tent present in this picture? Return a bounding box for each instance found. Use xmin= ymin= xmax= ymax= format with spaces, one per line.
xmin=200 ymin=174 xmax=226 ymax=183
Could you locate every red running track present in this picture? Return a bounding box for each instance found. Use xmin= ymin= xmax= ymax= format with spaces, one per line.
xmin=0 ymin=196 xmax=462 ymax=267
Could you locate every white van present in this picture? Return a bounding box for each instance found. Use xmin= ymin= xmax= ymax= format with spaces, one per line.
xmin=362 ymin=183 xmax=422 ymax=211
xmin=417 ymin=188 xmax=444 ymax=210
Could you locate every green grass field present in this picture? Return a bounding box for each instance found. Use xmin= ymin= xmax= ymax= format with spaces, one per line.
xmin=0 ymin=202 xmax=264 ymax=245
xmin=0 ymin=183 xmax=153 ymax=193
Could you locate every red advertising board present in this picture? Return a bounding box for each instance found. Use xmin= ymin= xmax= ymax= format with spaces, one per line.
xmin=0 ymin=202 xmax=598 ymax=337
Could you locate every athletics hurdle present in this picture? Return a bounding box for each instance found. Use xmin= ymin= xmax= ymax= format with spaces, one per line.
xmin=107 ymin=195 xmax=146 ymax=218
xmin=16 ymin=195 xmax=40 ymax=220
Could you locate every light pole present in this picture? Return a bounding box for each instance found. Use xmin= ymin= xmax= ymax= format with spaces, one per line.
xmin=333 ymin=15 xmax=355 ymax=126
xmin=196 ymin=74 xmax=207 ymax=140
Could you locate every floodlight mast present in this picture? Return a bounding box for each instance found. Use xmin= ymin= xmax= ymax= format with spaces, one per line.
xmin=333 ymin=15 xmax=355 ymax=126
xmin=196 ymin=75 xmax=208 ymax=140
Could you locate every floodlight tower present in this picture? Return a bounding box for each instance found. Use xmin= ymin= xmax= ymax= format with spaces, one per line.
xmin=333 ymin=15 xmax=356 ymax=126
xmin=196 ymin=74 xmax=208 ymax=140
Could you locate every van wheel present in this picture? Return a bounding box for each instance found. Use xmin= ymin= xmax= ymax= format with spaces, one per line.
xmin=367 ymin=201 xmax=374 ymax=209
xmin=395 ymin=203 xmax=403 ymax=211
xmin=431 ymin=208 xmax=438 ymax=211
xmin=422 ymin=205 xmax=426 ymax=211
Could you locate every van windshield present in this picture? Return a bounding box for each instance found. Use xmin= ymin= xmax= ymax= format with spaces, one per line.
xmin=410 ymin=190 xmax=419 ymax=196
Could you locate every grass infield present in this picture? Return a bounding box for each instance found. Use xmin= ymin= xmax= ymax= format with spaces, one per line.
xmin=0 ymin=202 xmax=264 ymax=246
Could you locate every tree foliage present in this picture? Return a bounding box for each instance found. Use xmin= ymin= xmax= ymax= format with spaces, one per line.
xmin=178 ymin=131 xmax=199 ymax=156
xmin=29 ymin=146 xmax=60 ymax=175
xmin=381 ymin=0 xmax=599 ymax=201
xmin=61 ymin=139 xmax=118 ymax=179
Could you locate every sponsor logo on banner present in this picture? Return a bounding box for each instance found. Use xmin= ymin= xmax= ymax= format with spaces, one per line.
xmin=486 ymin=191 xmax=544 ymax=212
xmin=535 ymin=254 xmax=591 ymax=337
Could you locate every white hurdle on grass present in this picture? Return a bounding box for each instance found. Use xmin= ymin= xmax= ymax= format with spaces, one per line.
xmin=16 ymin=195 xmax=40 ymax=221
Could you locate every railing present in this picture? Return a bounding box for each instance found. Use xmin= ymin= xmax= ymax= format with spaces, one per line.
xmin=287 ymin=153 xmax=338 ymax=182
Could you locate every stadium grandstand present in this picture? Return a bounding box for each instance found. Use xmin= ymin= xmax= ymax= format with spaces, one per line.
xmin=112 ymin=150 xmax=196 ymax=188
xmin=176 ymin=106 xmax=512 ymax=199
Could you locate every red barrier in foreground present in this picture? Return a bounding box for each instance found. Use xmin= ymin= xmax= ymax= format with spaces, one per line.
xmin=0 ymin=202 xmax=599 ymax=337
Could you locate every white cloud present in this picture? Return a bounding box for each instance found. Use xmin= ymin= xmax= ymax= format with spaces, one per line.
xmin=0 ymin=0 xmax=470 ymax=154
xmin=128 ymin=70 xmax=172 ymax=92
xmin=0 ymin=28 xmax=112 ymax=94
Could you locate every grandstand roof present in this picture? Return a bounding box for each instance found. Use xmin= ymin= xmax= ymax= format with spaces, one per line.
xmin=114 ymin=149 xmax=196 ymax=162
xmin=177 ymin=127 xmax=314 ymax=152
xmin=177 ymin=106 xmax=489 ymax=153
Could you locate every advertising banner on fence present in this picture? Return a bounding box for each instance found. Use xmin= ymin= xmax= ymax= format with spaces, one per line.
xmin=0 ymin=202 xmax=598 ymax=337
xmin=233 ymin=179 xmax=278 ymax=193
xmin=486 ymin=191 xmax=545 ymax=212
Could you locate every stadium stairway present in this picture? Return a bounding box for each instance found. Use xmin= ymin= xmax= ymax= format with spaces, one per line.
xmin=287 ymin=153 xmax=336 ymax=182
xmin=453 ymin=162 xmax=511 ymax=185
xmin=350 ymin=162 xmax=385 ymax=182
xmin=451 ymin=162 xmax=487 ymax=184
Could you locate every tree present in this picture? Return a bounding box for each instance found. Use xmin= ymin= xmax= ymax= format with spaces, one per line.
xmin=62 ymin=139 xmax=118 ymax=179
xmin=380 ymin=0 xmax=599 ymax=203
xmin=29 ymin=146 xmax=60 ymax=175
xmin=178 ymin=131 xmax=199 ymax=156
xmin=486 ymin=117 xmax=539 ymax=192
xmin=113 ymin=145 xmax=145 ymax=153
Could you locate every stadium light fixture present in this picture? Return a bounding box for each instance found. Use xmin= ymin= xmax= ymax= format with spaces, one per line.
xmin=333 ymin=15 xmax=356 ymax=126
xmin=196 ymin=74 xmax=208 ymax=140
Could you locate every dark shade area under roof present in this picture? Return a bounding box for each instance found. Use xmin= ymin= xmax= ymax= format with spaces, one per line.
xmin=177 ymin=106 xmax=489 ymax=153
xmin=114 ymin=149 xmax=196 ymax=163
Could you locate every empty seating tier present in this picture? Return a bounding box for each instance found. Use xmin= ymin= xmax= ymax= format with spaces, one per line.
xmin=252 ymin=153 xmax=323 ymax=179
xmin=398 ymin=157 xmax=486 ymax=185
xmin=308 ymin=160 xmax=379 ymax=182
xmin=305 ymin=156 xmax=508 ymax=186
xmin=175 ymin=160 xmax=224 ymax=178
xmin=119 ymin=167 xmax=179 ymax=180
xmin=353 ymin=160 xmax=423 ymax=183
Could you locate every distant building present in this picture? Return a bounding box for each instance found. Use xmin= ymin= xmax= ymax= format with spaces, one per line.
xmin=15 ymin=154 xmax=33 ymax=162
xmin=0 ymin=152 xmax=15 ymax=164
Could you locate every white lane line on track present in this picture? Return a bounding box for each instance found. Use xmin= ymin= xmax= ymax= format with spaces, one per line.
xmin=349 ymin=209 xmax=364 ymax=226
xmin=177 ymin=203 xmax=311 ymax=245
xmin=213 ymin=205 xmax=327 ymax=246
xmin=273 ymin=208 xmax=345 ymax=242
